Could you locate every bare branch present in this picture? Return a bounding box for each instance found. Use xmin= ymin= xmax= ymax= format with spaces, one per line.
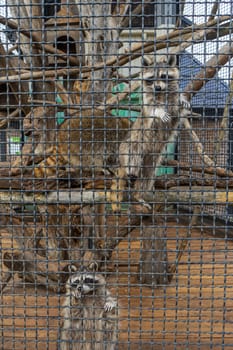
xmin=171 ymin=28 xmax=214 ymax=54
xmin=121 ymin=0 xmax=152 ymax=29
xmin=99 ymin=80 xmax=140 ymax=110
xmin=7 ymin=0 xmax=41 ymax=66
xmin=208 ymin=0 xmax=220 ymax=21
xmin=184 ymin=43 xmax=233 ymax=100
xmin=112 ymin=0 xmax=130 ymax=17
xmin=0 ymin=109 xmax=20 ymax=129
xmin=0 ymin=15 xmax=230 ymax=87
xmin=0 ymin=271 xmax=13 ymax=294
xmin=182 ymin=118 xmax=225 ymax=171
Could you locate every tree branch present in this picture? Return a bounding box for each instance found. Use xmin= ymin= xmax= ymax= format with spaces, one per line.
xmin=120 ymin=0 xmax=152 ymax=29
xmin=182 ymin=118 xmax=216 ymax=167
xmin=0 ymin=15 xmax=231 ymax=85
xmin=208 ymin=0 xmax=220 ymax=21
xmin=0 ymin=108 xmax=20 ymax=129
xmin=0 ymin=15 xmax=80 ymax=66
xmin=184 ymin=42 xmax=233 ymax=100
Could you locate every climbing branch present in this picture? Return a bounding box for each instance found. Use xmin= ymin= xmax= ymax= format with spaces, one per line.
xmin=184 ymin=42 xmax=233 ymax=100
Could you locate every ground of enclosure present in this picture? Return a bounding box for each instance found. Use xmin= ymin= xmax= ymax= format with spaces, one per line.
xmin=1 ymin=217 xmax=233 ymax=350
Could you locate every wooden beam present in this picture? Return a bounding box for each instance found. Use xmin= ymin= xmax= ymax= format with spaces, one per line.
xmin=0 ymin=187 xmax=232 ymax=205
xmin=145 ymin=186 xmax=233 ymax=205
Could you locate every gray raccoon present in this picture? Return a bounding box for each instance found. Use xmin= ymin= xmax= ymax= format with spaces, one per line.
xmin=60 ymin=266 xmax=117 ymax=350
xmin=111 ymin=54 xmax=190 ymax=210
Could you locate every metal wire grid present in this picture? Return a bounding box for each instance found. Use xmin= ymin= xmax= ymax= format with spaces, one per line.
xmin=0 ymin=1 xmax=233 ymax=349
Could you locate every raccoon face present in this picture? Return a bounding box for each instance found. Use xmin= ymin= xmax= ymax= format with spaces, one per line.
xmin=142 ymin=54 xmax=179 ymax=94
xmin=67 ymin=270 xmax=105 ymax=299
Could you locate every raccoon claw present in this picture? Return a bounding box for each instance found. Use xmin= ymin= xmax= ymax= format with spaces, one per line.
xmin=104 ymin=300 xmax=117 ymax=312
xmin=160 ymin=112 xmax=171 ymax=123
xmin=153 ymin=107 xmax=171 ymax=123
xmin=180 ymin=94 xmax=190 ymax=109
xmin=182 ymin=100 xmax=190 ymax=109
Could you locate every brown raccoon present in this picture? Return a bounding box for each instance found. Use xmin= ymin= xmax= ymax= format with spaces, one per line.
xmin=33 ymin=111 xmax=131 ymax=261
xmin=110 ymin=54 xmax=190 ymax=210
xmin=33 ymin=110 xmax=131 ymax=179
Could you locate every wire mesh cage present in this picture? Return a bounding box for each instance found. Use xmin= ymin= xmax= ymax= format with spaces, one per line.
xmin=1 ymin=1 xmax=233 ymax=349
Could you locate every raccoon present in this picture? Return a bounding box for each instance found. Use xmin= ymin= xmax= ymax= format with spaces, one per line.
xmin=32 ymin=111 xmax=132 ymax=262
xmin=33 ymin=55 xmax=189 ymax=212
xmin=110 ymin=54 xmax=190 ymax=210
xmin=60 ymin=266 xmax=117 ymax=350
xmin=33 ymin=110 xmax=131 ymax=179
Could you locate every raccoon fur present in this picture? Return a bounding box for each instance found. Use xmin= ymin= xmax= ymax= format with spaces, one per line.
xmin=60 ymin=266 xmax=117 ymax=350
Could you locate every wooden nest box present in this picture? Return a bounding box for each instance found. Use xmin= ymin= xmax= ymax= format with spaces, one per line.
xmin=45 ymin=7 xmax=84 ymax=66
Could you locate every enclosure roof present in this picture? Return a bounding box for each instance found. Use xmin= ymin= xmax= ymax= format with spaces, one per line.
xmin=179 ymin=52 xmax=229 ymax=111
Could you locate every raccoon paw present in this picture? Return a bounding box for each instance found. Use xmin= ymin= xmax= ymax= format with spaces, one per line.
xmin=104 ymin=299 xmax=117 ymax=312
xmin=160 ymin=112 xmax=171 ymax=123
xmin=180 ymin=94 xmax=190 ymax=109
xmin=152 ymin=107 xmax=171 ymax=123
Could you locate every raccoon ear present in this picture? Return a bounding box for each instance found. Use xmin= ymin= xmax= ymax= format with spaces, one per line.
xmin=167 ymin=54 xmax=177 ymax=67
xmin=88 ymin=261 xmax=99 ymax=272
xmin=68 ymin=264 xmax=78 ymax=274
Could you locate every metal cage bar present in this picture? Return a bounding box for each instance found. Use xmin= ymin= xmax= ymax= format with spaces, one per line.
xmin=0 ymin=1 xmax=233 ymax=349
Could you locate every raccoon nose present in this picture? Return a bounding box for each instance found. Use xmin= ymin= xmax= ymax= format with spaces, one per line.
xmin=155 ymin=86 xmax=162 ymax=91
xmin=77 ymin=286 xmax=82 ymax=292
